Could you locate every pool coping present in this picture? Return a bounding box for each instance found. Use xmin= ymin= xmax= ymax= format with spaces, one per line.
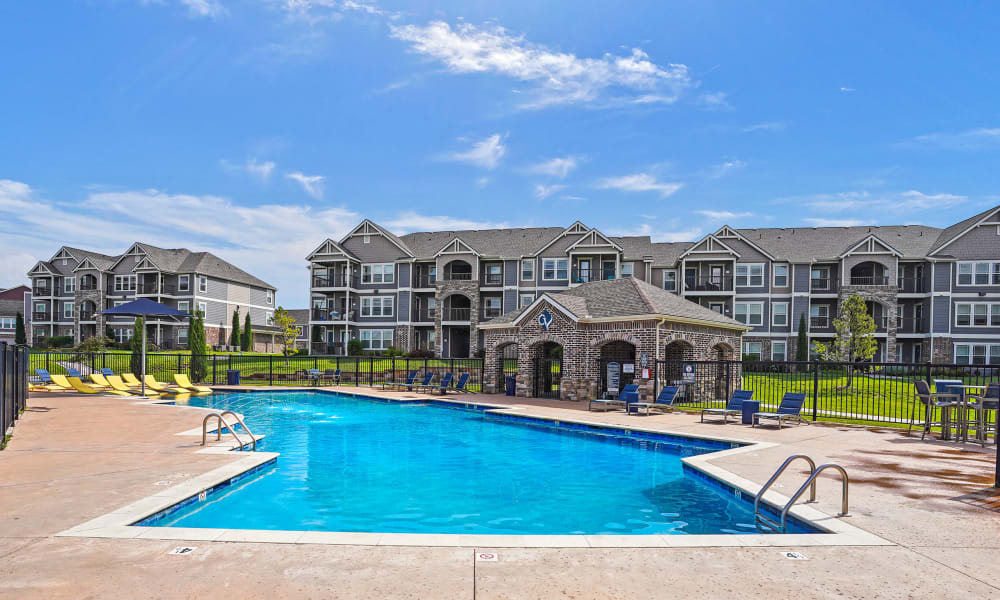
xmin=56 ymin=388 xmax=893 ymax=548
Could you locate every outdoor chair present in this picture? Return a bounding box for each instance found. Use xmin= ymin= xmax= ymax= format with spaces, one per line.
xmin=66 ymin=376 xmax=130 ymax=397
xmin=437 ymin=372 xmax=470 ymax=395
xmin=66 ymin=367 xmax=83 ymax=379
xmin=31 ymin=369 xmax=66 ymax=392
xmin=417 ymin=372 xmax=451 ymax=393
xmin=701 ymin=390 xmax=754 ymax=423
xmin=143 ymin=375 xmax=187 ymax=395
xmin=407 ymin=372 xmax=434 ymax=392
xmin=628 ymin=385 xmax=680 ymax=415
xmin=100 ymin=368 xmax=115 ymax=377
xmin=969 ymin=382 xmax=999 ymax=446
xmin=589 ymin=384 xmax=638 ymax=411
xmin=121 ymin=373 xmax=143 ymax=387
xmin=382 ymin=371 xmax=418 ymax=391
xmin=106 ymin=375 xmax=158 ymax=397
xmin=908 ymin=380 xmax=960 ymax=440
xmin=87 ymin=373 xmax=114 ymax=389
xmin=173 ymin=374 xmax=212 ymax=393
xmin=321 ymin=369 xmax=342 ymax=384
xmin=753 ymin=392 xmax=808 ymax=428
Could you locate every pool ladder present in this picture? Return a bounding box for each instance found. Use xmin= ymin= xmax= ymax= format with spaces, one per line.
xmin=753 ymin=454 xmax=849 ymax=533
xmin=202 ymin=411 xmax=258 ymax=451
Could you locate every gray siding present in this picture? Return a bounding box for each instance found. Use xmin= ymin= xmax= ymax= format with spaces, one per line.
xmin=939 ymin=224 xmax=1000 ymax=259
xmin=793 ymin=264 xmax=810 ymax=293
xmin=503 ymin=289 xmax=517 ymax=313
xmin=792 ymin=296 xmax=809 ymax=331
xmin=932 ymin=296 xmax=950 ymax=333
xmin=504 ymin=260 xmax=518 ymax=286
xmin=934 ymin=262 xmax=952 ymax=292
xmin=341 ymin=234 xmax=407 ymax=263
xmin=397 ymin=263 xmax=411 ymax=288
xmin=397 ymin=291 xmax=410 ymax=319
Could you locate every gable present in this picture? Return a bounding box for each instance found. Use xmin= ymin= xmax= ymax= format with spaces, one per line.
xmin=534 ymin=221 xmax=591 ymax=256
xmin=340 ymin=219 xmax=413 ymax=257
xmin=436 ymin=237 xmax=480 ymax=257
xmin=134 ymin=257 xmax=159 ymax=271
xmin=840 ymin=235 xmax=902 ymax=258
xmin=28 ymin=261 xmax=54 ymax=275
xmin=567 ymin=229 xmax=623 ymax=252
xmin=511 ymin=295 xmax=580 ymax=327
xmin=306 ymin=239 xmax=352 ymax=261
xmin=679 ymin=235 xmax=740 ymax=258
xmin=931 ymin=207 xmax=1000 ymax=255
xmin=72 ymin=258 xmax=99 ymax=272
xmin=51 ymin=247 xmax=78 ymax=262
xmin=715 ymin=226 xmax=739 ymax=238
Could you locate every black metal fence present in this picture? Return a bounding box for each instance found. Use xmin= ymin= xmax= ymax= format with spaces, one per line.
xmin=655 ymin=359 xmax=1000 ymax=427
xmin=2 ymin=343 xmax=29 ymax=448
xmin=27 ymin=352 xmax=486 ymax=392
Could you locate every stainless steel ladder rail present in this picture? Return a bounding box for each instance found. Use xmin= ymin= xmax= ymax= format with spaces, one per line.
xmin=201 ymin=411 xmax=258 ymax=451
xmin=753 ymin=454 xmax=817 ymax=533
xmin=778 ymin=463 xmax=849 ymax=531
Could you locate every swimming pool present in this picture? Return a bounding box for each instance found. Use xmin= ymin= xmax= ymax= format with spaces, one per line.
xmin=143 ymin=391 xmax=818 ymax=535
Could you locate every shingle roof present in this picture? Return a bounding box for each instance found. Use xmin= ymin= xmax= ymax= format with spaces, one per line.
xmin=286 ymin=309 xmax=309 ymax=325
xmin=63 ymin=247 xmax=118 ymax=270
xmin=929 ymin=205 xmax=1000 ymax=255
xmin=399 ymin=227 xmax=566 ymax=258
xmin=734 ymin=225 xmax=942 ymax=261
xmin=485 ymin=278 xmax=746 ymax=330
xmin=0 ymin=298 xmax=23 ymax=317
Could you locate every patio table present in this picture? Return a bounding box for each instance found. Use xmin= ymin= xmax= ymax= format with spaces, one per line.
xmin=955 ymin=384 xmax=990 ymax=444
xmin=933 ymin=379 xmax=964 ymax=441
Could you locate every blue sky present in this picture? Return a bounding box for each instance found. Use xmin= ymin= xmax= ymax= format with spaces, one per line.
xmin=2 ymin=1 xmax=998 ymax=306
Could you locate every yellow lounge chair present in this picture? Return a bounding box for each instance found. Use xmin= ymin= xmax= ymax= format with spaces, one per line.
xmin=143 ymin=375 xmax=187 ymax=395
xmin=121 ymin=373 xmax=143 ymax=387
xmin=106 ymin=375 xmax=158 ymax=397
xmin=50 ymin=374 xmax=76 ymax=391
xmin=173 ymin=374 xmax=212 ymax=394
xmin=88 ymin=374 xmax=115 ymax=389
xmin=67 ymin=376 xmax=130 ymax=397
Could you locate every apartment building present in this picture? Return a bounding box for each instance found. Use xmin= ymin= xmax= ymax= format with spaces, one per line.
xmin=306 ymin=206 xmax=1000 ymax=363
xmin=27 ymin=244 xmax=276 ymax=349
xmin=0 ymin=285 xmax=31 ymax=345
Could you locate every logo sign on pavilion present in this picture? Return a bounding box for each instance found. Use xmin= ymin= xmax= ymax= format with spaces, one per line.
xmin=538 ymin=309 xmax=553 ymax=331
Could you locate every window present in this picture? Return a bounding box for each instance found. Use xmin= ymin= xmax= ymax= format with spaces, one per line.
xmin=734 ymin=302 xmax=763 ymax=326
xmin=957 ymin=262 xmax=1000 ymax=286
xmin=735 ymin=263 xmax=764 ymax=287
xmin=663 ymin=270 xmax=676 ymax=291
xmin=773 ymin=265 xmax=788 ymax=287
xmin=63 ymin=276 xmax=75 ymax=293
xmin=178 ymin=328 xmax=188 ymax=345
xmin=0 ymin=318 xmax=15 ymax=329
xmin=35 ymin=302 xmax=46 ymax=314
xmin=266 ymin=290 xmax=273 ymax=305
xmin=485 ymin=264 xmax=502 ymax=285
xmin=811 ymin=267 xmax=830 ymax=290
xmin=63 ymin=302 xmax=73 ymax=318
xmin=810 ymin=305 xmax=829 ymax=327
xmin=198 ymin=276 xmax=207 ymax=293
xmin=113 ymin=328 xmax=133 ymax=344
xmin=955 ymin=303 xmax=1000 ymax=327
xmin=772 ymin=341 xmax=787 ymax=361
xmin=178 ymin=275 xmax=190 ymax=292
xmin=361 ymin=263 xmax=394 ymax=284
xmin=483 ymin=296 xmax=502 ymax=317
xmin=520 ymin=294 xmax=534 ymax=308
xmin=177 ymin=301 xmax=190 ymax=314
xmin=359 ymin=329 xmax=393 ymax=350
xmin=958 ymin=263 xmax=972 ymax=285
xmin=772 ymin=302 xmax=788 ymax=326
xmin=114 ymin=275 xmax=136 ymax=292
xmin=295 ymin=325 xmax=304 ymax=337
xmin=521 ymin=259 xmax=534 ymax=280
xmin=620 ymin=263 xmax=633 ymax=278
xmin=197 ymin=302 xmax=207 ymax=316
xmin=954 ymin=344 xmax=1000 ymax=365
xmin=360 ymin=296 xmax=394 ymax=317
xmin=542 ymin=258 xmax=569 ymax=280
xmin=742 ymin=341 xmax=762 ymax=360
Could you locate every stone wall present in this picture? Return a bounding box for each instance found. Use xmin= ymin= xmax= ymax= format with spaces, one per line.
xmin=434 ymin=280 xmax=480 ymax=358
xmin=839 ymin=284 xmax=898 ymax=361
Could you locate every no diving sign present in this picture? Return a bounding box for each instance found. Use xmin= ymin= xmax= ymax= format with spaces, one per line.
xmin=475 ymin=551 xmax=498 ymax=562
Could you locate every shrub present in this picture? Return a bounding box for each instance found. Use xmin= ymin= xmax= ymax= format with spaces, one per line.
xmin=407 ymin=349 xmax=434 ymax=358
xmin=474 ymin=348 xmax=486 ymax=360
xmin=43 ymin=336 xmax=74 ymax=349
xmin=74 ymin=335 xmax=112 ymax=352
xmin=189 ymin=312 xmax=207 ymax=382
xmin=347 ymin=339 xmax=364 ymax=356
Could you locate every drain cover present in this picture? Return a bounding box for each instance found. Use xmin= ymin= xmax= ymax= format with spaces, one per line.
xmin=169 ymin=546 xmax=197 ymax=555
xmin=782 ymin=551 xmax=808 ymax=560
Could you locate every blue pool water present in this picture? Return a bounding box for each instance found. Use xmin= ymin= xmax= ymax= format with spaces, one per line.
xmin=147 ymin=391 xmax=816 ymax=535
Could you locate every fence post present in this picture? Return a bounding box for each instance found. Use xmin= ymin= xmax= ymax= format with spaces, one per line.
xmin=268 ymin=354 xmax=274 ymax=385
xmin=177 ymin=354 xmax=182 ymax=375
xmin=46 ymin=352 xmax=50 ymax=372
xmin=212 ymin=355 xmax=217 ymax=385
xmin=925 ymin=361 xmax=932 ymax=386
xmin=812 ymin=361 xmax=819 ymax=421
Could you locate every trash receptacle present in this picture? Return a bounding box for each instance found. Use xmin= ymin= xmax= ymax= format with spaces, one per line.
xmin=505 ymin=375 xmax=516 ymax=396
xmin=741 ymin=400 xmax=760 ymax=425
xmin=226 ymin=369 xmax=240 ymax=385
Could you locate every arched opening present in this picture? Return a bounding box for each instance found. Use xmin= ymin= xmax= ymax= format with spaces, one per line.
xmin=442 ymin=293 xmax=472 ymax=358
xmin=80 ymin=274 xmax=98 ymax=291
xmin=444 ymin=260 xmax=473 ymax=281
xmin=496 ymin=343 xmax=518 ymax=395
xmin=711 ymin=342 xmax=735 ymax=361
xmin=850 ymin=261 xmax=889 ymax=286
xmin=661 ymin=340 xmax=695 ymax=388
xmin=533 ymin=341 xmax=563 ymax=398
xmin=865 ymin=300 xmax=887 ymax=331
xmin=79 ymin=300 xmax=97 ymax=321
xmin=598 ymin=340 xmax=636 ymax=395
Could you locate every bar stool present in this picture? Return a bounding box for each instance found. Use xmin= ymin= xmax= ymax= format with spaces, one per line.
xmin=910 ymin=380 xmax=960 ymax=440
xmin=971 ymin=382 xmax=1000 ymax=446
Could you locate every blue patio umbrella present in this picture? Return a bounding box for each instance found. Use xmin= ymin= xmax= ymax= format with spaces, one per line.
xmin=101 ymin=298 xmax=192 ymax=397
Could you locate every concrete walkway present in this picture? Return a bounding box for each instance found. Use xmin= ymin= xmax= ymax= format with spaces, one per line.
xmin=0 ymin=388 xmax=997 ymax=599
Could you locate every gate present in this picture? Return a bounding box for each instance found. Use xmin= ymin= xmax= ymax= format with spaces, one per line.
xmin=496 ymin=344 xmax=518 ymax=394
xmin=534 ymin=342 xmax=562 ymax=399
xmin=598 ymin=341 xmax=636 ymax=395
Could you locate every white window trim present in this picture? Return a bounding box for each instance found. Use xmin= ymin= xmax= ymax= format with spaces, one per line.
xmin=956 ymin=261 xmax=1000 ymax=286
xmin=178 ymin=275 xmax=190 ymax=292
xmin=63 ymin=302 xmax=73 ymax=318
xmin=772 ymin=301 xmax=789 ymax=326
xmin=735 ymin=263 xmax=765 ymax=287
xmin=742 ymin=341 xmax=763 ymax=359
xmin=772 ymin=264 xmax=789 ymax=288
xmin=735 ymin=302 xmax=764 ymax=326
xmin=954 ymin=302 xmax=1000 ymax=327
xmin=620 ymin=262 xmax=634 ymax=278
xmin=663 ymin=269 xmax=677 ymax=291
xmin=63 ymin=276 xmax=75 ymax=293
xmin=266 ymin=290 xmax=274 ymax=305
xmin=361 ymin=263 xmax=395 ymax=284
xmin=197 ymin=301 xmax=207 ymax=316
xmin=114 ymin=274 xmax=136 ymax=292
xmin=541 ymin=258 xmax=569 ymax=281
xmin=954 ymin=343 xmax=1000 ymax=365
xmin=359 ymin=329 xmax=394 ymax=350
xmin=360 ymin=296 xmax=394 ymax=317
xmin=177 ymin=301 xmax=190 ymax=314
xmin=198 ymin=276 xmax=208 ymax=293
xmin=521 ymin=259 xmax=534 ymax=281
xmin=519 ymin=294 xmax=534 ymax=308
xmin=771 ymin=341 xmax=787 ymax=361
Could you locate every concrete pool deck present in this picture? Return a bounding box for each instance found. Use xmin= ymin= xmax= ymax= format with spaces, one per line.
xmin=1 ymin=387 xmax=998 ymax=599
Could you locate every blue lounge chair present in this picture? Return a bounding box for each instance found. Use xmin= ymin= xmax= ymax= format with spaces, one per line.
xmin=382 ymin=370 xmax=419 ymax=390
xmin=407 ymin=371 xmax=433 ymax=392
xmin=416 ymin=372 xmax=451 ymax=393
xmin=66 ymin=367 xmax=82 ymax=378
xmin=101 ymin=368 xmax=115 ymax=377
xmin=307 ymin=369 xmax=322 ymax=385
xmin=35 ymin=369 xmax=56 ymax=385
xmin=628 ymin=385 xmax=680 ymax=415
xmin=701 ymin=390 xmax=754 ymax=423
xmin=320 ymin=369 xmax=341 ymax=384
xmin=441 ymin=372 xmax=471 ymax=394
xmin=753 ymin=392 xmax=808 ymax=428
xmin=589 ymin=384 xmax=639 ymax=411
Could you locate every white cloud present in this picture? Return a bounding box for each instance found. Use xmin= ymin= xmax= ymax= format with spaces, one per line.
xmin=790 ymin=189 xmax=967 ymax=213
xmin=910 ymin=128 xmax=1000 ymax=150
xmin=609 ymin=221 xmax=700 ymax=243
xmin=272 ymin=0 xmax=386 ymax=23
xmin=710 ymin=159 xmax=746 ymax=179
xmin=804 ymin=218 xmax=865 ymax=227
xmin=559 ymin=195 xmax=586 ymax=202
xmin=382 ymin=211 xmax=509 ymax=233
xmin=534 ymin=184 xmax=566 ymax=199
xmin=286 ymin=171 xmax=325 ymax=199
xmin=699 ymin=91 xmax=732 ymax=111
xmin=443 ymin=134 xmax=506 ymax=169
xmin=696 ymin=210 xmax=753 ymax=220
xmin=389 ymin=21 xmax=693 ymax=109
xmin=141 ymin=0 xmax=226 ymax=19
xmin=524 ymin=156 xmax=578 ymax=178
xmin=222 ymin=158 xmax=276 ymax=182
xmin=597 ymin=173 xmax=683 ymax=197
xmin=840 ymin=86 xmax=856 ymax=93
xmin=742 ymin=121 xmax=785 ymax=133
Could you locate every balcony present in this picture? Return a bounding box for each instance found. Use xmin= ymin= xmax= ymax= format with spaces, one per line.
xmin=683 ymin=275 xmax=734 ymax=292
xmin=895 ymin=317 xmax=928 ymax=333
xmin=79 ymin=282 xmax=99 ymax=291
xmin=571 ymin=268 xmax=616 ymax=284
xmin=850 ymin=275 xmax=891 ymax=286
xmin=442 ymin=308 xmax=471 ymax=321
xmin=312 ymin=273 xmax=359 ymax=288
xmin=412 ymin=308 xmax=437 ymax=322
xmin=31 ymin=311 xmax=49 ymax=322
xmin=33 ymin=286 xmax=52 ymax=297
xmin=481 ymin=306 xmax=503 ymax=320
xmin=413 ymin=273 xmax=437 ymax=288
xmin=896 ymin=277 xmax=927 ymax=293
xmin=442 ymin=272 xmax=473 ymax=282
xmin=79 ymin=312 xmax=96 ymax=321
xmin=137 ymin=282 xmax=177 ymax=295
xmin=311 ymin=308 xmax=352 ymax=321
xmin=809 ymin=277 xmax=839 ymax=292
xmin=481 ymin=272 xmax=504 ymax=286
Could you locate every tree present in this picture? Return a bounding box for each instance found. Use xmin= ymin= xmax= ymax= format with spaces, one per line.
xmin=811 ymin=293 xmax=877 ymax=388
xmin=796 ymin=313 xmax=809 ymax=362
xmin=14 ymin=312 xmax=26 ymax=345
xmin=230 ymin=310 xmax=240 ymax=347
xmin=130 ymin=317 xmax=145 ymax=376
xmin=105 ymin=324 xmax=114 ymax=340
xmin=273 ymin=306 xmax=299 ymax=363
xmin=241 ymin=313 xmax=252 ymax=351
xmin=189 ymin=309 xmax=207 ymax=382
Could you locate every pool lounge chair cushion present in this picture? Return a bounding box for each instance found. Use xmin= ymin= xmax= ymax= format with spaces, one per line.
xmin=627 ymin=386 xmax=680 ymax=415
xmin=753 ymin=393 xmax=808 ymax=428
xmin=589 ymin=384 xmax=639 ymax=411
xmin=701 ymin=390 xmax=754 ymax=423
xmin=437 ymin=372 xmax=470 ymax=395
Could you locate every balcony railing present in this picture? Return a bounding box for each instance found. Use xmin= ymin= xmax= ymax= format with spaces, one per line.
xmin=809 ymin=277 xmax=838 ymax=292
xmin=809 ymin=316 xmax=831 ymax=329
xmin=33 ymin=286 xmax=51 ymax=297
xmin=571 ymin=268 xmax=616 ymax=284
xmin=442 ymin=272 xmax=473 ymax=281
xmin=895 ymin=317 xmax=928 ymax=333
xmin=79 ymin=312 xmax=96 ymax=321
xmin=442 ymin=308 xmax=471 ymax=321
xmin=311 ymin=308 xmax=352 ymax=321
xmin=413 ymin=273 xmax=437 ymax=288
xmin=896 ymin=277 xmax=927 ymax=293
xmin=312 ymin=273 xmax=359 ymax=288
xmin=849 ymin=275 xmax=891 ymax=286
xmin=683 ymin=275 xmax=734 ymax=292
xmin=79 ymin=281 xmax=99 ymax=291
xmin=481 ymin=307 xmax=502 ymax=320
xmin=412 ymin=309 xmax=437 ymax=322
xmin=137 ymin=282 xmax=177 ymax=295
xmin=31 ymin=311 xmax=49 ymax=322
xmin=481 ymin=273 xmax=503 ymax=286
